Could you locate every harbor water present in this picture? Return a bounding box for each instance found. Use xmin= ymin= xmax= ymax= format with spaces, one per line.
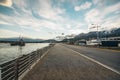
xmin=0 ymin=43 xmax=49 ymax=64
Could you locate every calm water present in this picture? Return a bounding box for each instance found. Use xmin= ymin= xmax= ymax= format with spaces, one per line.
xmin=0 ymin=43 xmax=49 ymax=64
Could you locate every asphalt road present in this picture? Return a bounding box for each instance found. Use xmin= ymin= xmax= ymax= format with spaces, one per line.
xmin=62 ymin=44 xmax=120 ymax=73
xmin=22 ymin=44 xmax=120 ymax=80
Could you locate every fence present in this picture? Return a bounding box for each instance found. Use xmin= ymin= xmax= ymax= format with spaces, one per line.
xmin=0 ymin=44 xmax=55 ymax=80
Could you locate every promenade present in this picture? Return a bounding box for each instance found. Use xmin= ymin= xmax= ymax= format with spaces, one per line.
xmin=22 ymin=44 xmax=120 ymax=80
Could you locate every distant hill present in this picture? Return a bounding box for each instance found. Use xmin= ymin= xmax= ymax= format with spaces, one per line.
xmin=0 ymin=37 xmax=44 ymax=43
xmin=42 ymin=39 xmax=58 ymax=43
xmin=60 ymin=27 xmax=120 ymax=43
xmin=74 ymin=27 xmax=120 ymax=41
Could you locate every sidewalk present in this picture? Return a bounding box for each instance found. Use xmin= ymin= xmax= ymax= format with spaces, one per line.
xmin=22 ymin=44 xmax=120 ymax=80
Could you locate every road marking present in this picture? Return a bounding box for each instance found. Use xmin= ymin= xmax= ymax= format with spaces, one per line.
xmin=62 ymin=45 xmax=120 ymax=75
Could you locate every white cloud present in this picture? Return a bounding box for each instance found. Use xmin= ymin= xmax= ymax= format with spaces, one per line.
xmin=62 ymin=21 xmax=88 ymax=35
xmin=0 ymin=29 xmax=31 ymax=38
xmin=3 ymin=0 xmax=120 ymax=39
xmin=85 ymin=9 xmax=102 ymax=24
xmin=92 ymin=0 xmax=99 ymax=4
xmin=85 ymin=2 xmax=120 ymax=25
xmin=0 ymin=6 xmax=64 ymax=32
xmin=102 ymin=2 xmax=120 ymax=16
xmin=87 ymin=14 xmax=120 ymax=32
xmin=0 ymin=13 xmax=18 ymax=25
xmin=0 ymin=0 xmax=84 ymax=39
xmin=12 ymin=0 xmax=65 ymax=30
xmin=74 ymin=2 xmax=92 ymax=11
xmin=0 ymin=20 xmax=11 ymax=25
xmin=1 ymin=0 xmax=81 ymax=39
xmin=92 ymin=0 xmax=105 ymax=6
xmin=40 ymin=20 xmax=64 ymax=30
xmin=68 ymin=29 xmax=87 ymax=35
xmin=0 ymin=0 xmax=12 ymax=7
xmin=12 ymin=0 xmax=65 ymax=21
xmin=101 ymin=16 xmax=120 ymax=30
xmin=37 ymin=0 xmax=65 ymax=21
xmin=85 ymin=2 xmax=120 ymax=31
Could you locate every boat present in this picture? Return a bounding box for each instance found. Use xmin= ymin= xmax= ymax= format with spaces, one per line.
xmin=10 ymin=37 xmax=25 ymax=46
xmin=86 ymin=39 xmax=101 ymax=46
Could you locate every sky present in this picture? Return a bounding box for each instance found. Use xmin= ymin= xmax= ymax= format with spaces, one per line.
xmin=0 ymin=0 xmax=120 ymax=39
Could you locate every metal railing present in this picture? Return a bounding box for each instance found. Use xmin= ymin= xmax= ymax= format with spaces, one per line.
xmin=0 ymin=44 xmax=55 ymax=80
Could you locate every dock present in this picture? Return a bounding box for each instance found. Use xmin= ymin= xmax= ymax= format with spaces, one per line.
xmin=21 ymin=44 xmax=120 ymax=80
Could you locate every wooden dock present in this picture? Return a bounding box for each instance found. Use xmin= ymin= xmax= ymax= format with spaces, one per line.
xmin=22 ymin=44 xmax=120 ymax=80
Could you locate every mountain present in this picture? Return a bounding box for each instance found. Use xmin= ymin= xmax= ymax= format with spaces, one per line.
xmin=60 ymin=27 xmax=120 ymax=43
xmin=0 ymin=37 xmax=44 ymax=43
xmin=74 ymin=27 xmax=120 ymax=41
xmin=42 ymin=39 xmax=58 ymax=43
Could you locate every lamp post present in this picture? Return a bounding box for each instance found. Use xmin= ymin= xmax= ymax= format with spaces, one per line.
xmin=91 ymin=24 xmax=100 ymax=46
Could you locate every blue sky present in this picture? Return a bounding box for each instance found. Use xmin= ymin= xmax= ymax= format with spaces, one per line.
xmin=0 ymin=0 xmax=120 ymax=39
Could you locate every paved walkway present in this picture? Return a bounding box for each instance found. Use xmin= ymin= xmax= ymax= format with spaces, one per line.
xmin=22 ymin=44 xmax=120 ymax=80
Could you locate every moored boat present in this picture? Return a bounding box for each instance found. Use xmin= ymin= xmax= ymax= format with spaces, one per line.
xmin=10 ymin=38 xmax=25 ymax=46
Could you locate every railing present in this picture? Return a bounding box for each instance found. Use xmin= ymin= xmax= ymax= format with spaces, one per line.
xmin=0 ymin=44 xmax=55 ymax=80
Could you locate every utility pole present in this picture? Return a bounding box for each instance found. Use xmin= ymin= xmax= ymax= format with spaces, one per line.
xmin=91 ymin=24 xmax=100 ymax=47
xmin=96 ymin=25 xmax=99 ymax=42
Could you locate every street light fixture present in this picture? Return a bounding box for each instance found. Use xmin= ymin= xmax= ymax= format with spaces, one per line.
xmin=91 ymin=24 xmax=100 ymax=46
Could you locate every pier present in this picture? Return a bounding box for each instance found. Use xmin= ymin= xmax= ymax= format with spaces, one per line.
xmin=0 ymin=44 xmax=120 ymax=80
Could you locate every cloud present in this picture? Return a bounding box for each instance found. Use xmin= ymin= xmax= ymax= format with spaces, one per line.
xmin=101 ymin=15 xmax=120 ymax=30
xmin=0 ymin=29 xmax=31 ymax=38
xmin=68 ymin=29 xmax=87 ymax=35
xmin=102 ymin=2 xmax=120 ymax=16
xmin=85 ymin=2 xmax=120 ymax=24
xmin=85 ymin=2 xmax=120 ymax=31
xmin=13 ymin=0 xmax=66 ymax=30
xmin=0 ymin=10 xmax=64 ymax=33
xmin=74 ymin=2 xmax=92 ymax=11
xmin=38 ymin=19 xmax=64 ymax=30
xmin=0 ymin=0 xmax=12 ymax=7
xmin=0 ymin=20 xmax=11 ymax=25
xmin=85 ymin=9 xmax=102 ymax=24
xmin=0 ymin=0 xmax=119 ymax=39
xmin=0 ymin=0 xmax=82 ymax=35
xmin=0 ymin=0 xmax=88 ymax=39
xmin=92 ymin=0 xmax=105 ymax=6
xmin=37 ymin=0 xmax=65 ymax=21
xmin=0 ymin=0 xmax=65 ymax=30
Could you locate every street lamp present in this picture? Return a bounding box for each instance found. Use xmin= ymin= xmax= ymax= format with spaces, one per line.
xmin=91 ymin=24 xmax=100 ymax=46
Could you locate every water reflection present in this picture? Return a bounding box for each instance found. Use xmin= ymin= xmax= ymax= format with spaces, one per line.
xmin=18 ymin=46 xmax=23 ymax=56
xmin=0 ymin=43 xmax=49 ymax=63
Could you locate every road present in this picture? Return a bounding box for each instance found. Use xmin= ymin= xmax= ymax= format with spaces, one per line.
xmin=22 ymin=44 xmax=120 ymax=80
xmin=62 ymin=44 xmax=120 ymax=73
